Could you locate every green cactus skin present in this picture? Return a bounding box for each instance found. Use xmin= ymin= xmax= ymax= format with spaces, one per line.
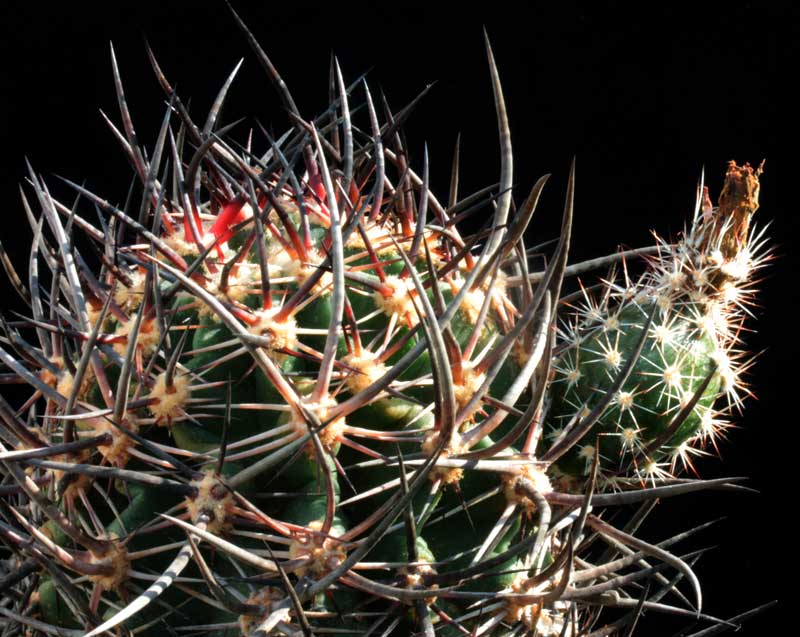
xmin=546 ymin=299 xmax=723 ymax=481
xmin=0 ymin=8 xmax=768 ymax=637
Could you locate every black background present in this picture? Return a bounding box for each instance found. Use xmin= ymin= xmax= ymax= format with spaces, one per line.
xmin=0 ymin=2 xmax=794 ymax=634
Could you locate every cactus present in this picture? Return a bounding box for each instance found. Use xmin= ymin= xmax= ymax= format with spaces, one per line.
xmin=545 ymin=161 xmax=767 ymax=486
xmin=0 ymin=8 xmax=770 ymax=637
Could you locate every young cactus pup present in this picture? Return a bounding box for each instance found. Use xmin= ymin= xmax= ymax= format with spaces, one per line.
xmin=545 ymin=161 xmax=767 ymax=487
xmin=0 ymin=8 xmax=769 ymax=637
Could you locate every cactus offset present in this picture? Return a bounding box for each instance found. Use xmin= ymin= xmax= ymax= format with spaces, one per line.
xmin=0 ymin=9 xmax=770 ymax=637
xmin=545 ymin=161 xmax=767 ymax=485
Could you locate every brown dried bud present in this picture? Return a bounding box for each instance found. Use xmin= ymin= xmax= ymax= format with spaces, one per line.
xmin=714 ymin=160 xmax=764 ymax=259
